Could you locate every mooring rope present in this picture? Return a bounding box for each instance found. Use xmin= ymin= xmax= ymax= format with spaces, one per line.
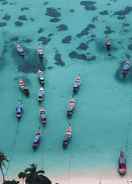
xmin=5 ymin=87 xmax=23 ymax=177
xmin=68 ymin=149 xmax=72 ymax=184
xmin=5 ymin=122 xmax=20 ymax=177
xmin=124 ymin=96 xmax=132 ymax=153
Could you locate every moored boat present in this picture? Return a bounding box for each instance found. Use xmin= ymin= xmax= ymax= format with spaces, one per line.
xmin=16 ymin=102 xmax=23 ymax=121
xmin=104 ymin=37 xmax=111 ymax=56
xmin=62 ymin=126 xmax=72 ymax=149
xmin=38 ymin=87 xmax=45 ymax=103
xmin=73 ymin=74 xmax=81 ymax=94
xmin=118 ymin=151 xmax=127 ymax=176
xmin=16 ymin=43 xmax=25 ymax=57
xmin=19 ymin=80 xmax=30 ymax=97
xmin=121 ymin=60 xmax=130 ymax=78
xmin=105 ymin=40 xmax=111 ymax=51
xmin=32 ymin=129 xmax=41 ymax=150
xmin=37 ymin=70 xmax=45 ymax=86
xmin=37 ymin=47 xmax=44 ymax=59
xmin=67 ymin=98 xmax=76 ymax=118
xmin=39 ymin=107 xmax=47 ymax=126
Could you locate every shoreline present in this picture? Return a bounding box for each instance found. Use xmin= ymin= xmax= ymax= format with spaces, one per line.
xmin=1 ymin=169 xmax=132 ymax=184
xmin=52 ymin=175 xmax=132 ymax=184
xmin=50 ymin=169 xmax=132 ymax=184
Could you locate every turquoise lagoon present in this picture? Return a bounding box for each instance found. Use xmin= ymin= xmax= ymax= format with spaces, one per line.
xmin=0 ymin=0 xmax=132 ymax=180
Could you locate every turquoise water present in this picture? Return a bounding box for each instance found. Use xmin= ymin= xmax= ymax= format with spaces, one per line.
xmin=0 ymin=0 xmax=132 ymax=180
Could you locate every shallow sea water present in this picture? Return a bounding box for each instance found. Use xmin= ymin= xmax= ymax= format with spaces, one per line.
xmin=0 ymin=0 xmax=132 ymax=181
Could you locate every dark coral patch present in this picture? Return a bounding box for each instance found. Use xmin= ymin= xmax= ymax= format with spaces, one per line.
xmin=80 ymin=1 xmax=97 ymax=11
xmin=21 ymin=7 xmax=29 ymax=11
xmin=100 ymin=10 xmax=109 ymax=15
xmin=1 ymin=1 xmax=8 ymax=5
xmin=114 ymin=6 xmax=132 ymax=16
xmin=125 ymin=53 xmax=131 ymax=59
xmin=9 ymin=2 xmax=16 ymax=5
xmin=18 ymin=15 xmax=28 ymax=21
xmin=0 ymin=22 xmax=7 ymax=27
xmin=122 ymin=23 xmax=130 ymax=27
xmin=54 ymin=50 xmax=65 ymax=66
xmin=77 ymin=43 xmax=88 ymax=50
xmin=30 ymin=18 xmax=35 ymax=22
xmin=117 ymin=15 xmax=125 ymax=20
xmin=62 ymin=36 xmax=72 ymax=43
xmin=23 ymin=38 xmax=32 ymax=43
xmin=69 ymin=9 xmax=75 ymax=13
xmin=56 ymin=24 xmax=68 ymax=31
xmin=92 ymin=16 xmax=98 ymax=22
xmin=2 ymin=14 xmax=11 ymax=21
xmin=107 ymin=3 xmax=111 ymax=6
xmin=48 ymin=33 xmax=53 ymax=37
xmin=69 ymin=51 xmax=96 ymax=61
xmin=10 ymin=36 xmax=19 ymax=42
xmin=104 ymin=26 xmax=114 ymax=34
xmin=45 ymin=7 xmax=61 ymax=17
xmin=91 ymin=34 xmax=96 ymax=38
xmin=38 ymin=36 xmax=51 ymax=45
xmin=47 ymin=66 xmax=54 ymax=70
xmin=128 ymin=44 xmax=132 ymax=51
xmin=38 ymin=28 xmax=44 ymax=34
xmin=76 ymin=24 xmax=96 ymax=38
xmin=69 ymin=51 xmax=88 ymax=61
xmin=113 ymin=6 xmax=132 ymax=20
xmin=123 ymin=29 xmax=129 ymax=33
xmin=50 ymin=18 xmax=61 ymax=23
xmin=87 ymin=56 xmax=96 ymax=61
xmin=14 ymin=21 xmax=23 ymax=26
xmin=43 ymin=1 xmax=49 ymax=6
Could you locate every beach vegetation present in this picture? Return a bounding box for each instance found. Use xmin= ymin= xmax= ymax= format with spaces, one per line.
xmin=0 ymin=152 xmax=8 ymax=183
xmin=18 ymin=163 xmax=52 ymax=184
xmin=3 ymin=179 xmax=19 ymax=184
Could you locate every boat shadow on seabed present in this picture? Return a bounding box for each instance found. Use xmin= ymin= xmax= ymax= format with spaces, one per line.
xmin=114 ymin=62 xmax=132 ymax=84
xmin=11 ymin=45 xmax=45 ymax=73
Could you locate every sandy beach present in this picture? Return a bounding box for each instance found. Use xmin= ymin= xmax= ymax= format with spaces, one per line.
xmin=53 ymin=178 xmax=131 ymax=184
xmin=48 ymin=168 xmax=132 ymax=184
xmin=2 ymin=173 xmax=132 ymax=184
xmin=51 ymin=171 xmax=132 ymax=184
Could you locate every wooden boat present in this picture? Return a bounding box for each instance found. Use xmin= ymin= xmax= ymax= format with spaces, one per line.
xmin=16 ymin=102 xmax=23 ymax=121
xmin=16 ymin=44 xmax=25 ymax=57
xmin=62 ymin=126 xmax=72 ymax=149
xmin=37 ymin=70 xmax=45 ymax=86
xmin=105 ymin=38 xmax=111 ymax=51
xmin=32 ymin=130 xmax=41 ymax=150
xmin=121 ymin=60 xmax=130 ymax=78
xmin=73 ymin=74 xmax=81 ymax=94
xmin=19 ymin=80 xmax=30 ymax=97
xmin=38 ymin=87 xmax=45 ymax=103
xmin=118 ymin=151 xmax=127 ymax=176
xmin=39 ymin=107 xmax=47 ymax=126
xmin=105 ymin=37 xmax=111 ymax=56
xmin=67 ymin=98 xmax=76 ymax=118
xmin=37 ymin=47 xmax=44 ymax=59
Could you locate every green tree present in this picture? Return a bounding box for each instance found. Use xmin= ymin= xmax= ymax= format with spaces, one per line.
xmin=0 ymin=152 xmax=8 ymax=183
xmin=18 ymin=163 xmax=52 ymax=184
xmin=3 ymin=180 xmax=19 ymax=184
